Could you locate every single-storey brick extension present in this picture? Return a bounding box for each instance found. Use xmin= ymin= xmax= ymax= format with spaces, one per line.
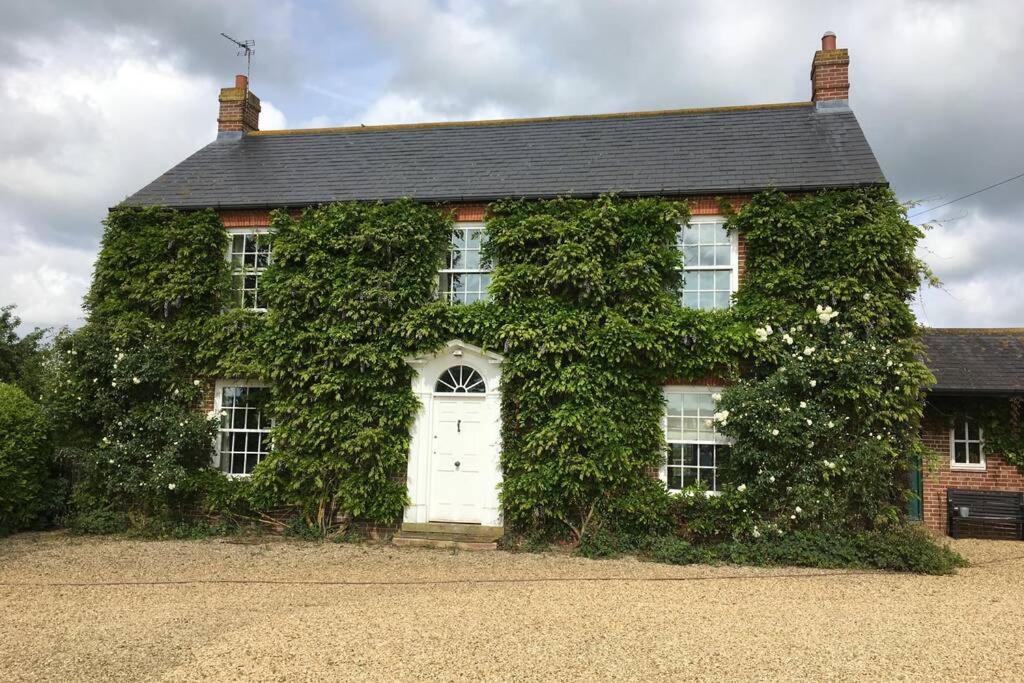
xmin=120 ymin=32 xmax=1022 ymax=540
xmin=919 ymin=329 xmax=1024 ymax=536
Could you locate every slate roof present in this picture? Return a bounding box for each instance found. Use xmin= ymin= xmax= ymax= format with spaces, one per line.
xmin=122 ymin=102 xmax=885 ymax=209
xmin=923 ymin=329 xmax=1024 ymax=395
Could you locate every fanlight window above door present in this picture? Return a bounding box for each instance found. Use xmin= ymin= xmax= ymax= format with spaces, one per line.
xmin=435 ymin=365 xmax=486 ymax=393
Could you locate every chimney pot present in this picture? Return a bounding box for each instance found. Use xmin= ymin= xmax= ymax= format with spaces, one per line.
xmin=810 ymin=31 xmax=850 ymax=103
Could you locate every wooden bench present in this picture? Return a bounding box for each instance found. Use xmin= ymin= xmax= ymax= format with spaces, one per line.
xmin=947 ymin=488 xmax=1024 ymax=539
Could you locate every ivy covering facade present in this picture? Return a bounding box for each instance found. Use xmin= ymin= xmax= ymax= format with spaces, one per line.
xmin=55 ymin=188 xmax=936 ymax=540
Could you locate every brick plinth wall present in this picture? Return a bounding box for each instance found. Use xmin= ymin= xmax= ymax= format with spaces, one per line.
xmin=921 ymin=403 xmax=1024 ymax=536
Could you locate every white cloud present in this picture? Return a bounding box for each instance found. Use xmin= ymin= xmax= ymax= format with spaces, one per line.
xmin=0 ymin=30 xmax=220 ymax=331
xmin=355 ymin=93 xmax=507 ymax=125
xmin=259 ymin=100 xmax=287 ymax=131
xmin=0 ymin=226 xmax=94 ymax=331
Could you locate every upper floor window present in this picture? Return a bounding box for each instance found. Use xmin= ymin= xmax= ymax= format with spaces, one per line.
xmin=677 ymin=217 xmax=737 ymax=311
xmin=663 ymin=386 xmax=731 ymax=492
xmin=439 ymin=224 xmax=491 ymax=304
xmin=215 ymin=381 xmax=272 ymax=476
xmin=951 ymin=418 xmax=984 ymax=470
xmin=228 ymin=230 xmax=270 ymax=310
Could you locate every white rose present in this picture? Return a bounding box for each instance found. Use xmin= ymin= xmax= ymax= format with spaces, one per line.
xmin=132 ymin=377 xmax=141 ymax=385
xmin=799 ymin=401 xmax=807 ymax=408
xmin=168 ymin=483 xmax=176 ymax=491
xmin=795 ymin=506 xmax=802 ymax=514
xmin=809 ymin=380 xmax=817 ymax=388
xmin=193 ymin=379 xmax=201 ymax=386
xmin=771 ymin=429 xmax=779 ymax=436
xmin=711 ymin=393 xmax=722 ymax=401
xmin=737 ymin=484 xmax=747 ymax=492
xmin=803 ymin=346 xmax=815 ymax=356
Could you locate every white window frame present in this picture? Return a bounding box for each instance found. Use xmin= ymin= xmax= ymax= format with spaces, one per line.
xmin=439 ymin=222 xmax=491 ymax=304
xmin=950 ymin=418 xmax=985 ymax=471
xmin=661 ymin=385 xmax=731 ymax=494
xmin=677 ymin=216 xmax=739 ymax=311
xmin=226 ymin=227 xmax=271 ymax=312
xmin=213 ymin=379 xmax=272 ymax=478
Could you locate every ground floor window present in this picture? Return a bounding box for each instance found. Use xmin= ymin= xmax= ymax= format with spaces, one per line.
xmin=951 ymin=417 xmax=984 ymax=470
xmin=214 ymin=381 xmax=272 ymax=475
xmin=663 ymin=385 xmax=731 ymax=492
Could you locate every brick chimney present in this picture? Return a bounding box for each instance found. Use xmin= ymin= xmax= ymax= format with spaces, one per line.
xmin=218 ymin=74 xmax=260 ymax=134
xmin=810 ymin=31 xmax=850 ymax=103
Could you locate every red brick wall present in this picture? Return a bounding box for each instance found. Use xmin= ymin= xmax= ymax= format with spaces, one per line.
xmin=810 ymin=49 xmax=850 ymax=102
xmin=921 ymin=402 xmax=1024 ymax=535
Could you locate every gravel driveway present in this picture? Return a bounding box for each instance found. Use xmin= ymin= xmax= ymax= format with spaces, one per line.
xmin=1 ymin=532 xmax=1022 ymax=681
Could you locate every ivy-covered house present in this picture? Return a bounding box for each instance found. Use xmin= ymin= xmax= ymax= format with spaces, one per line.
xmin=80 ymin=31 xmax=966 ymax=544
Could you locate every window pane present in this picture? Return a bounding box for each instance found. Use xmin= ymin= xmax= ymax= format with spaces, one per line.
xmin=954 ymin=442 xmax=966 ymax=464
xmin=698 ymin=444 xmax=715 ymax=467
xmin=668 ymin=444 xmax=682 ymax=466
xmin=714 ymin=245 xmax=730 ymax=266
xmin=967 ymin=420 xmax=980 ymax=441
xmin=682 ymin=444 xmax=698 ymax=467
xmin=682 ymin=467 xmax=699 ymax=487
xmin=682 ymin=291 xmax=699 ymax=308
xmin=699 ymin=223 xmax=715 ymax=244
xmin=682 ymin=417 xmax=699 ymax=441
xmin=698 ymin=246 xmax=715 ymax=267
xmin=716 ymin=445 xmax=731 ymax=470
xmin=715 ymin=292 xmax=731 ymax=310
xmin=666 ymin=392 xmax=683 ymax=417
xmin=667 ymin=467 xmax=682 ymax=490
xmin=968 ymin=442 xmax=981 ymax=464
xmin=666 ymin=417 xmax=682 ymax=441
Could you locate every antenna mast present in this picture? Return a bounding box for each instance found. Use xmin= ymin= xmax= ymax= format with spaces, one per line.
xmin=220 ymin=33 xmax=255 ymax=80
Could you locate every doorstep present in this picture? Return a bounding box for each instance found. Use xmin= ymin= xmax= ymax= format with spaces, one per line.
xmin=392 ymin=522 xmax=504 ymax=550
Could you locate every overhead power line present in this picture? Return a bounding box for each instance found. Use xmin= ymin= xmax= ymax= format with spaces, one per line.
xmin=909 ymin=169 xmax=1024 ymax=218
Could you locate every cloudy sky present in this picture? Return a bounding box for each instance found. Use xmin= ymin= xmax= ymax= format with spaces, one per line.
xmin=2 ymin=0 xmax=1022 ymax=332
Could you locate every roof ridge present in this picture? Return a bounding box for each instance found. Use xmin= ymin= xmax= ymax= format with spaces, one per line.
xmin=925 ymin=327 xmax=1024 ymax=335
xmin=248 ymin=101 xmax=815 ymax=138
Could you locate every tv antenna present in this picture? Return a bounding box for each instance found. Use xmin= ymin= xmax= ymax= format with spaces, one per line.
xmin=220 ymin=33 xmax=255 ymax=79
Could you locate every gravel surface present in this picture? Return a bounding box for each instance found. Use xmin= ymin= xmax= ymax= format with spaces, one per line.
xmin=1 ymin=532 xmax=1022 ymax=682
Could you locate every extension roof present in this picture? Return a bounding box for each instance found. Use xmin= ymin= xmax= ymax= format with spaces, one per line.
xmin=923 ymin=329 xmax=1024 ymax=395
xmin=122 ymin=101 xmax=885 ymax=209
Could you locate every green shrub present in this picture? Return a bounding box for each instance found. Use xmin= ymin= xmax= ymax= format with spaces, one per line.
xmin=68 ymin=507 xmax=129 ymax=535
xmin=0 ymin=383 xmax=53 ymax=533
xmin=644 ymin=535 xmax=714 ymax=565
xmin=709 ymin=526 xmax=965 ymax=575
xmin=577 ymin=526 xmax=648 ymax=559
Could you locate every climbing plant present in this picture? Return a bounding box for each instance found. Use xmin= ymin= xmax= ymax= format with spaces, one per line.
xmin=484 ymin=196 xmax=692 ymax=541
xmin=251 ymin=201 xmax=452 ymax=529
xmin=51 ymin=207 xmax=230 ymax=528
xmin=681 ymin=188 xmax=934 ymax=537
xmin=52 ymin=186 xmax=934 ymax=546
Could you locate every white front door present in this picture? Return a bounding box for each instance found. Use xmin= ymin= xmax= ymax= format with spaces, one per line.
xmin=428 ymin=396 xmax=487 ymax=523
